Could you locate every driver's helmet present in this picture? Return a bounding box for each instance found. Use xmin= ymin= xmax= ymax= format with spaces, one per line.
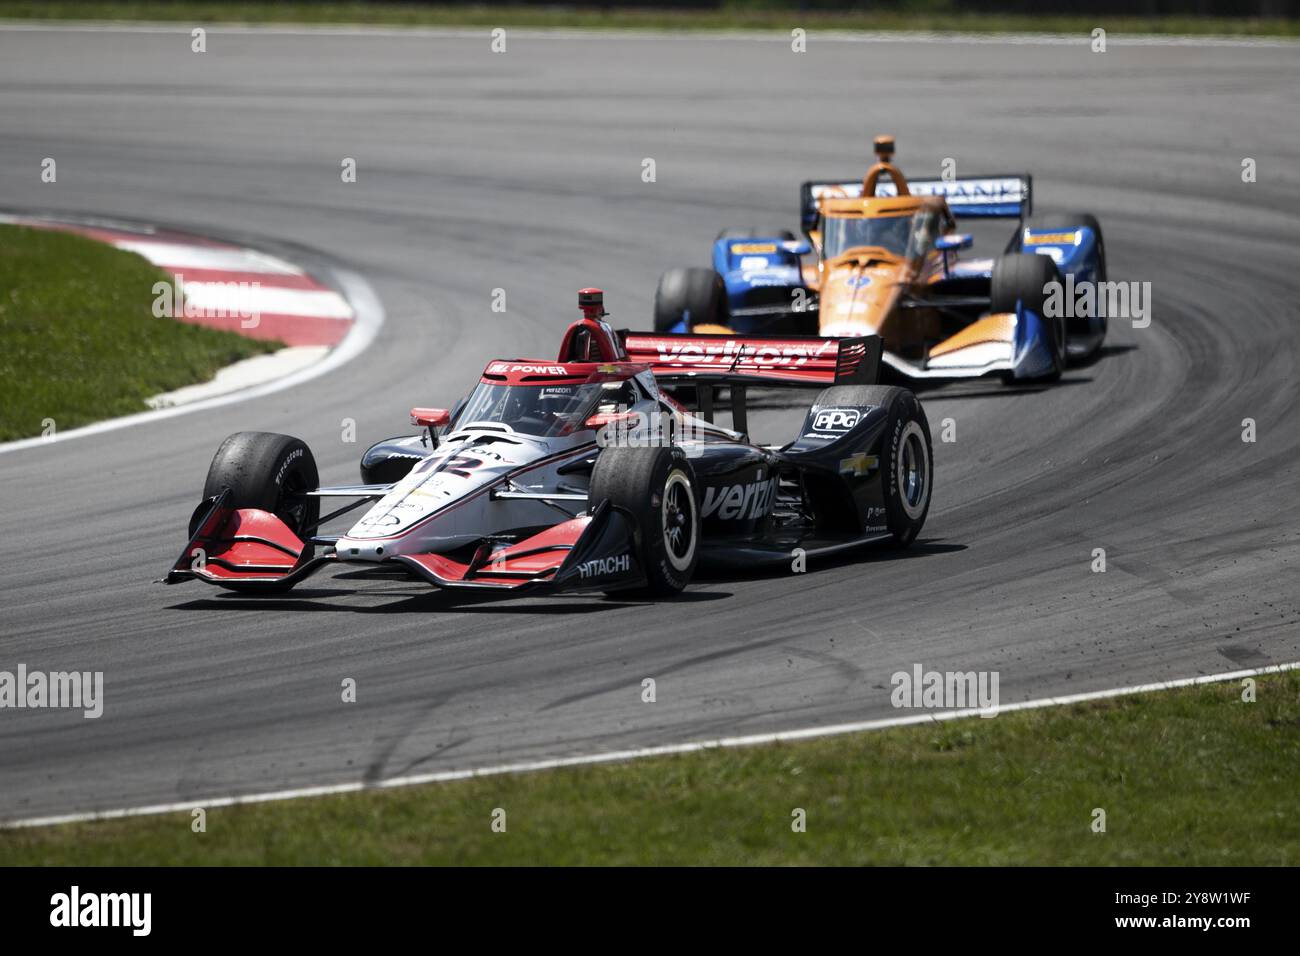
xmin=910 ymin=213 xmax=937 ymax=254
xmin=594 ymin=379 xmax=636 ymax=413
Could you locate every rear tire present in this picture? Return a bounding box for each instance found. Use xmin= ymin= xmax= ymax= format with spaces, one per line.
xmin=813 ymin=385 xmax=932 ymax=548
xmin=589 ymin=446 xmax=699 ymax=595
xmin=1029 ymin=212 xmax=1107 ymax=356
xmin=654 ymin=267 xmax=725 ymax=332
xmin=990 ymin=252 xmax=1065 ymax=381
xmin=193 ymin=432 xmax=320 ymax=559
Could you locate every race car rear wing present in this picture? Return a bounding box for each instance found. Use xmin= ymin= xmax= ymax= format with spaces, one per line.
xmin=621 ymin=331 xmax=880 ymax=388
xmin=800 ymin=173 xmax=1033 ymax=231
xmin=619 ymin=331 xmax=881 ymax=436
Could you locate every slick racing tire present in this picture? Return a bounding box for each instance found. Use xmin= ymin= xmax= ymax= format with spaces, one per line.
xmin=814 ymin=385 xmax=932 ymax=549
xmin=654 ymin=267 xmax=726 ymax=332
xmin=589 ymin=446 xmax=699 ymax=596
xmin=1029 ymin=211 xmax=1108 ymax=355
xmin=990 ymin=252 xmax=1066 ymax=381
xmin=715 ymin=227 xmax=798 ymax=242
xmin=191 ymin=431 xmax=321 ymax=566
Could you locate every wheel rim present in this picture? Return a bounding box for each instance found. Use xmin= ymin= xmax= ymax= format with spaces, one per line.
xmin=896 ymin=423 xmax=930 ymax=520
xmin=278 ymin=468 xmax=312 ymax=535
xmin=662 ymin=470 xmax=696 ymax=571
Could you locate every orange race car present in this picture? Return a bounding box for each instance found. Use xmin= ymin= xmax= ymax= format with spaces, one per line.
xmin=654 ymin=136 xmax=1107 ymax=382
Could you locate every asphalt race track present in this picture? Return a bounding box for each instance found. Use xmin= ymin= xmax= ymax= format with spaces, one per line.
xmin=1 ymin=26 xmax=1297 ymax=822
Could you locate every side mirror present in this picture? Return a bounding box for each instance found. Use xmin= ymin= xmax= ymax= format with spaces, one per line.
xmin=934 ymin=233 xmax=973 ymax=252
xmin=410 ymin=407 xmax=451 ymax=427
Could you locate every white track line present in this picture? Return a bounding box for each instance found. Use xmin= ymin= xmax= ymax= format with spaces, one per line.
xmin=5 ymin=661 xmax=1296 ymax=830
xmin=0 ymin=22 xmax=1295 ymax=48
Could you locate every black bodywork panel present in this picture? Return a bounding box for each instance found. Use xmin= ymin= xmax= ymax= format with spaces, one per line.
xmin=360 ymin=433 xmax=427 ymax=485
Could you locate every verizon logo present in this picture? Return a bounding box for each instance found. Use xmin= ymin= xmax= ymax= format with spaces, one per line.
xmin=648 ymin=339 xmax=834 ymax=367
xmin=702 ymin=476 xmax=777 ymax=521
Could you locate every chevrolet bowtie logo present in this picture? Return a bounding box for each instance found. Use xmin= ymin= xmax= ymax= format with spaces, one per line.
xmin=839 ymin=453 xmax=878 ymax=476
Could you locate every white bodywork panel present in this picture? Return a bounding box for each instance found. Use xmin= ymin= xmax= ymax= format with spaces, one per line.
xmin=333 ymin=424 xmax=595 ymax=561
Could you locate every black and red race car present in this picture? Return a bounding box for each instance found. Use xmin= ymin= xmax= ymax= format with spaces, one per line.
xmin=165 ymin=289 xmax=933 ymax=598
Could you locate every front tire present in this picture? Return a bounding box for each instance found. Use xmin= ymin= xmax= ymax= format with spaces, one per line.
xmin=193 ymin=431 xmax=320 ymax=557
xmin=990 ymin=252 xmax=1065 ymax=381
xmin=589 ymin=446 xmax=699 ymax=595
xmin=813 ymin=385 xmax=932 ymax=548
xmin=654 ymin=267 xmax=725 ymax=332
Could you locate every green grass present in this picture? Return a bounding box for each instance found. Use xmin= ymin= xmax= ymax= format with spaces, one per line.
xmin=0 ymin=3 xmax=1297 ymax=38
xmin=0 ymin=224 xmax=278 ymax=441
xmin=3 ymin=671 xmax=1297 ymax=865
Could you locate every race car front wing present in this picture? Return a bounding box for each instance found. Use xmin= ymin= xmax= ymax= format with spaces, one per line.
xmin=163 ymin=494 xmax=645 ymax=595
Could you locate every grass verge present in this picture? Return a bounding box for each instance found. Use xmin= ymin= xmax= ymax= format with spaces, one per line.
xmin=3 ymin=670 xmax=1296 ymax=865
xmin=0 ymin=224 xmax=279 ymax=441
xmin=0 ymin=3 xmax=1296 ymax=38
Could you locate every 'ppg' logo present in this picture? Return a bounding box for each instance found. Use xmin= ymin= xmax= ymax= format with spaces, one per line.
xmin=812 ymin=407 xmax=861 ymax=433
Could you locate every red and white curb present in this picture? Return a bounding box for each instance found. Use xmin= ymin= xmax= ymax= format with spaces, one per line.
xmin=3 ymin=661 xmax=1295 ymax=830
xmin=0 ymin=214 xmax=383 ymax=455
xmin=5 ymin=215 xmax=354 ymax=347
